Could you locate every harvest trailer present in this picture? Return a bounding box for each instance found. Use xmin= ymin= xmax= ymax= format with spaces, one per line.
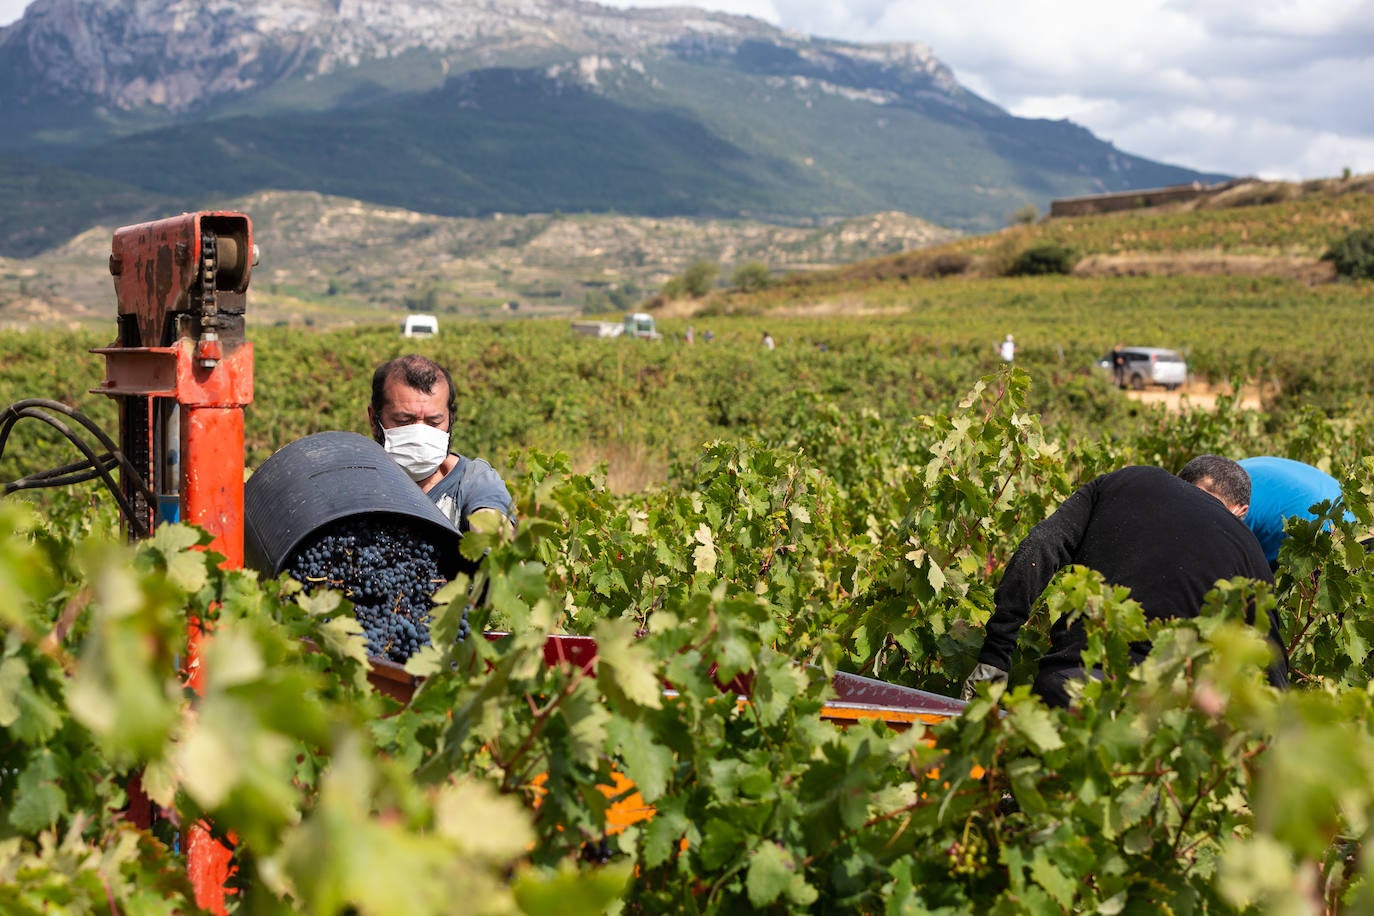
xmin=0 ymin=210 xmax=964 ymax=913
xmin=571 ymin=311 xmax=662 ymax=339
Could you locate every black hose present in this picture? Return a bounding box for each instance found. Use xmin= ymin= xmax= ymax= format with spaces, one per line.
xmin=0 ymin=398 xmax=155 ymax=538
xmin=4 ymin=453 xmax=122 ymax=491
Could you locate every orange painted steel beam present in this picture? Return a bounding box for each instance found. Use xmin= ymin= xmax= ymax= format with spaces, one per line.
xmin=96 ymin=211 xmax=255 ymax=916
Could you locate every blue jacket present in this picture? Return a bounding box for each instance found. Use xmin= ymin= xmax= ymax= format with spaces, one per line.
xmin=1240 ymin=456 xmax=1348 ymax=567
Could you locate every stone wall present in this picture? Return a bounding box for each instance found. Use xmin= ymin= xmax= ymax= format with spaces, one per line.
xmin=1049 ymin=179 xmax=1252 ymax=218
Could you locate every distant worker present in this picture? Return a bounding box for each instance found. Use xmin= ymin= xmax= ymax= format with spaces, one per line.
xmin=685 ymin=325 xmax=695 ymax=346
xmin=1239 ymin=456 xmax=1350 ymax=571
xmin=999 ymin=334 xmax=1015 ymax=362
xmin=369 ymin=354 xmax=515 ymax=536
xmin=762 ymin=331 xmax=775 ymax=351
xmin=962 ymin=456 xmax=1288 ymax=708
xmin=1111 ymin=343 xmax=1126 ymax=387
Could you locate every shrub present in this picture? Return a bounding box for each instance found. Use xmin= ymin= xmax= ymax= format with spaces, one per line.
xmin=1006 ymin=242 xmax=1077 ymax=276
xmin=1322 ymin=227 xmax=1374 ymax=280
xmin=730 ymin=260 xmax=773 ymax=292
xmin=682 ymin=260 xmax=720 ymax=298
xmin=923 ymin=252 xmax=973 ymax=277
xmin=1007 ymin=202 xmax=1039 ymax=226
xmin=659 ymin=276 xmax=686 ymax=300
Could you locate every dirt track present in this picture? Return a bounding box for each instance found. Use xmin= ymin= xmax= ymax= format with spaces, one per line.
xmin=1126 ymin=380 xmax=1263 ymax=412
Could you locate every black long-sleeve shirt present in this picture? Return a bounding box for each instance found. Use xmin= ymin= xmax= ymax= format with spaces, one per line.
xmin=978 ymin=466 xmax=1289 ymax=688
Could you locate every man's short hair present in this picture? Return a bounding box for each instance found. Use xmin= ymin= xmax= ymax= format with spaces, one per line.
xmin=371 ymin=354 xmax=456 ymax=425
xmin=1178 ymin=454 xmax=1250 ymax=507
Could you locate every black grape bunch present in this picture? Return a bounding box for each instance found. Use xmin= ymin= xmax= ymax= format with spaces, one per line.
xmin=285 ymin=515 xmax=465 ymax=663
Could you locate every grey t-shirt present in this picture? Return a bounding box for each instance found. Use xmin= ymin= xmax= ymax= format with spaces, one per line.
xmin=427 ymin=455 xmax=514 ymax=532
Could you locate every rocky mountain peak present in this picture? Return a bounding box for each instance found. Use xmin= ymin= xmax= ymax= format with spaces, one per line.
xmin=0 ymin=0 xmax=961 ymax=113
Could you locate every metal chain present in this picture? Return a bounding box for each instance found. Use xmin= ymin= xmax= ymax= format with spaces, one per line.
xmin=197 ymin=230 xmax=220 ymax=366
xmin=200 ymin=230 xmax=217 ymax=322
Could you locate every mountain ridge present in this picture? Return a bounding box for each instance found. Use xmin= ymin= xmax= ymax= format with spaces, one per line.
xmin=0 ymin=0 xmax=966 ymax=115
xmin=0 ymin=0 xmax=1229 ymax=257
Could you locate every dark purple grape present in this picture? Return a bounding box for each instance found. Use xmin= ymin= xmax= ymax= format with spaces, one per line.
xmin=284 ymin=516 xmax=464 ymax=664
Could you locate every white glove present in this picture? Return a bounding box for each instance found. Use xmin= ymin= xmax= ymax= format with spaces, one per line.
xmin=961 ymin=663 xmax=1009 ymax=701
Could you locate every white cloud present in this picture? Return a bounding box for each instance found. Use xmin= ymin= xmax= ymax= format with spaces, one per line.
xmin=601 ymin=0 xmax=1374 ymax=180
xmin=0 ymin=0 xmax=29 ymax=26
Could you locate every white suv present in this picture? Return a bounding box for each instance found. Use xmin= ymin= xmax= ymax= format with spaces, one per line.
xmin=1097 ymin=347 xmax=1188 ymax=390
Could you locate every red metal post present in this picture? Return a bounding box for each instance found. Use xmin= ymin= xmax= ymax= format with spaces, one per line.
xmin=94 ymin=212 xmax=255 ymax=915
xmin=178 ymin=339 xmax=253 ymax=915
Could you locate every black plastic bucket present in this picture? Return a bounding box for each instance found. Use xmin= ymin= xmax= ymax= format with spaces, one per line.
xmin=244 ymin=431 xmax=460 ymax=577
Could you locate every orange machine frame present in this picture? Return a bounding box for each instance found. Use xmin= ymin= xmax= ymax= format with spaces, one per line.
xmin=93 ymin=211 xmax=255 ymax=915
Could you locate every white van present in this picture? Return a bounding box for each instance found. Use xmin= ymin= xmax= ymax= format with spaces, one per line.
xmin=402 ymin=314 xmax=439 ymax=338
xmin=1096 ymin=346 xmax=1188 ymax=390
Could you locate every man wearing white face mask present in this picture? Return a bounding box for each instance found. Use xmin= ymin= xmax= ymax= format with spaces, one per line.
xmin=368 ymin=355 xmax=515 ymax=535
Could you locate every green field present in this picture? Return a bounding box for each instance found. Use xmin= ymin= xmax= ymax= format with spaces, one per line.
xmin=9 ymin=265 xmax=1371 ymax=477
xmin=3 ymin=204 xmax=1374 ymax=912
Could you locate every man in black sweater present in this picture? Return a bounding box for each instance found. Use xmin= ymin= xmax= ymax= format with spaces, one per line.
xmin=962 ymin=457 xmax=1289 ymax=707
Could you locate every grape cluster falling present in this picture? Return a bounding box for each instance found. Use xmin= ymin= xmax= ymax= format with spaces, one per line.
xmin=285 ymin=516 xmax=467 ymax=663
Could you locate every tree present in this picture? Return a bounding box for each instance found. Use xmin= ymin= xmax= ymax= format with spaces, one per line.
xmin=660 ymin=276 xmax=686 ymax=300
xmin=1322 ymin=227 xmax=1374 ymax=280
xmin=1006 ymin=242 xmax=1076 ymax=276
xmin=682 ymin=260 xmax=720 ymax=298
xmin=730 ymin=261 xmax=773 ymax=292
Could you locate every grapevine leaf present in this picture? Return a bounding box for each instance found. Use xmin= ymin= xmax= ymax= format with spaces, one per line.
xmin=2 ymin=668 xmax=63 ymax=743
xmin=1029 ymin=849 xmax=1076 ymax=909
xmin=175 ymin=708 xmax=242 ymax=809
xmin=700 ymin=817 xmax=746 ymax=871
xmin=66 ymin=621 xmax=179 ymax=760
xmin=9 ymin=752 xmax=67 ymax=832
xmin=297 ymin=589 xmax=347 ymax=618
xmin=1115 ymin=781 xmax=1156 ymax=829
xmin=1122 ymin=825 xmax=1153 ymax=855
xmin=435 ymin=779 xmax=534 ymax=860
xmin=642 ymin=800 xmax=690 ymax=869
xmin=90 ymin=559 xmax=144 ymax=619
xmin=0 ymin=655 xmax=29 ymax=728
xmin=317 ymin=615 xmax=371 ymax=670
xmin=927 ymin=561 xmax=947 ymax=593
xmin=163 ymin=548 xmax=209 ymax=595
xmin=692 ymin=523 xmax=717 ymax=575
xmin=750 ymin=658 xmax=805 ymax=726
xmin=1008 ymin=702 xmax=1064 ymax=753
xmin=141 ymin=757 xmax=179 ymax=809
xmin=202 ymin=626 xmax=265 ymax=689
xmin=595 ymin=618 xmax=663 ymax=710
xmin=1217 ymin=836 xmax=1303 ymax=911
xmin=746 ymin=841 xmax=798 ymax=907
xmin=1006 ymin=757 xmax=1049 ymax=816
xmin=512 ymin=861 xmax=633 ymax=916
xmin=404 ymin=643 xmax=443 ymax=679
xmin=150 ymin=523 xmax=205 ymax=556
xmin=562 ymin=683 xmax=611 ymax=769
xmin=606 ymin=718 xmax=673 ymax=803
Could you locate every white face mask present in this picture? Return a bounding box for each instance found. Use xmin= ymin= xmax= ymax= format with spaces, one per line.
xmin=381 ymin=423 xmax=450 ymax=482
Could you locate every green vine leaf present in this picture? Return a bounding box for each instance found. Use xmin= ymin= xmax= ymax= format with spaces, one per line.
xmin=9 ymin=751 xmax=67 ymax=833
xmin=594 ymin=618 xmax=663 ymax=710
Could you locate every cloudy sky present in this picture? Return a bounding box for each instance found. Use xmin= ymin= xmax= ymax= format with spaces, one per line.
xmin=2 ymin=0 xmax=1370 ymax=181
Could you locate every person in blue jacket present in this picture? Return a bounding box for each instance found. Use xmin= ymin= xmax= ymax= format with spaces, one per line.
xmin=1239 ymin=456 xmax=1348 ymax=571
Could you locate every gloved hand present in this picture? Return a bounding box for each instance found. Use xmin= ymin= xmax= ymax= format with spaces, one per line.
xmin=961 ymin=663 xmax=1009 ymax=701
